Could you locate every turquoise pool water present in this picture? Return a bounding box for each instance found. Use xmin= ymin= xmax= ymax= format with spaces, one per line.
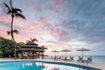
xmin=0 ymin=61 xmax=100 ymax=70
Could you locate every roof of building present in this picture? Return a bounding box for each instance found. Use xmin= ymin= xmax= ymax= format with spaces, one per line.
xmin=26 ymin=42 xmax=38 ymax=45
xmin=18 ymin=42 xmax=44 ymax=52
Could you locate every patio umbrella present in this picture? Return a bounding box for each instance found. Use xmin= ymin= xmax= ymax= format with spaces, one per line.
xmin=51 ymin=50 xmax=59 ymax=57
xmin=77 ymin=48 xmax=90 ymax=58
xmin=60 ymin=49 xmax=71 ymax=57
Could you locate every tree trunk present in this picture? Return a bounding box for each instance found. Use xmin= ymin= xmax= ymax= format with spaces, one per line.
xmin=11 ymin=15 xmax=15 ymax=42
xmin=11 ymin=14 xmax=16 ymax=58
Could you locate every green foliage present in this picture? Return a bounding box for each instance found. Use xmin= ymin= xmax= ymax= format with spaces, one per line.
xmin=0 ymin=51 xmax=3 ymax=58
xmin=40 ymin=45 xmax=47 ymax=51
xmin=16 ymin=42 xmax=25 ymax=49
xmin=0 ymin=37 xmax=24 ymax=57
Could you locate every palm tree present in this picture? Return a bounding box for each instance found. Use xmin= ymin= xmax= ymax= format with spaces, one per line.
xmin=26 ymin=38 xmax=38 ymax=44
xmin=40 ymin=45 xmax=47 ymax=59
xmin=7 ymin=29 xmax=19 ymax=36
xmin=41 ymin=45 xmax=47 ymax=51
xmin=30 ymin=38 xmax=38 ymax=42
xmin=4 ymin=0 xmax=26 ymax=58
xmin=4 ymin=0 xmax=26 ymax=42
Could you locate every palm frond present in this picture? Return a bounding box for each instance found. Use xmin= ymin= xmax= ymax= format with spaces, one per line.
xmin=30 ymin=38 xmax=38 ymax=42
xmin=13 ymin=29 xmax=19 ymax=34
xmin=7 ymin=10 xmax=12 ymax=14
xmin=9 ymin=0 xmax=13 ymax=9
xmin=4 ymin=3 xmax=11 ymax=11
xmin=15 ymin=13 xmax=26 ymax=19
xmin=33 ymin=39 xmax=38 ymax=42
xmin=41 ymin=46 xmax=47 ymax=50
xmin=32 ymin=39 xmax=38 ymax=42
xmin=7 ymin=31 xmax=11 ymax=35
xmin=15 ymin=8 xmax=22 ymax=13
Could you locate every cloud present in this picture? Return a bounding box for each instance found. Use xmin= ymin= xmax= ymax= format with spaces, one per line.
xmin=38 ymin=17 xmax=48 ymax=24
xmin=0 ymin=0 xmax=105 ymax=55
xmin=50 ymin=0 xmax=64 ymax=9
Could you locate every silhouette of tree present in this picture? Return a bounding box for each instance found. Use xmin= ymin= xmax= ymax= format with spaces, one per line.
xmin=40 ymin=45 xmax=47 ymax=51
xmin=4 ymin=0 xmax=26 ymax=42
xmin=40 ymin=45 xmax=47 ymax=59
xmin=7 ymin=29 xmax=19 ymax=35
xmin=26 ymin=38 xmax=38 ymax=44
xmin=4 ymin=0 xmax=26 ymax=58
xmin=30 ymin=38 xmax=38 ymax=42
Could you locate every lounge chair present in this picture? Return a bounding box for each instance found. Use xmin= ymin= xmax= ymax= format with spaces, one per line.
xmin=58 ymin=56 xmax=61 ymax=59
xmin=79 ymin=57 xmax=92 ymax=65
xmin=54 ymin=56 xmax=57 ymax=60
xmin=77 ymin=56 xmax=83 ymax=62
xmin=87 ymin=56 xmax=92 ymax=63
xmin=61 ymin=56 xmax=66 ymax=60
xmin=69 ymin=56 xmax=74 ymax=61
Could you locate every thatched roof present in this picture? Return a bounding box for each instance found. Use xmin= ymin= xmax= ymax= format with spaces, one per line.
xmin=26 ymin=42 xmax=38 ymax=45
xmin=19 ymin=48 xmax=44 ymax=52
xmin=18 ymin=42 xmax=44 ymax=52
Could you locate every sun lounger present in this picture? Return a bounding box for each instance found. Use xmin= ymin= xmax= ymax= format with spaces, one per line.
xmin=69 ymin=56 xmax=74 ymax=61
xmin=87 ymin=57 xmax=92 ymax=63
xmin=58 ymin=56 xmax=61 ymax=59
xmin=77 ymin=56 xmax=83 ymax=62
xmin=64 ymin=57 xmax=68 ymax=60
xmin=78 ymin=56 xmax=92 ymax=65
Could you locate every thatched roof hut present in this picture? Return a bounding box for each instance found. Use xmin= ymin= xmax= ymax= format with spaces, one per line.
xmin=18 ymin=42 xmax=44 ymax=59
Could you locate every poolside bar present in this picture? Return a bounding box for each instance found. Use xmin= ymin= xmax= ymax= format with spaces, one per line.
xmin=17 ymin=42 xmax=44 ymax=59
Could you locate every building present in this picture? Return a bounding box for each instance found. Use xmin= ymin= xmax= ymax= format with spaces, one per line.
xmin=18 ymin=42 xmax=44 ymax=59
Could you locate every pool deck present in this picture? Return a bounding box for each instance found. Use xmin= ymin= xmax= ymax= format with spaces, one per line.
xmin=0 ymin=58 xmax=105 ymax=70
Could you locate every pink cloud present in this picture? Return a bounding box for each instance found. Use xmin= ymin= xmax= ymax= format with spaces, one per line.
xmin=38 ymin=17 xmax=48 ymax=24
xmin=50 ymin=0 xmax=64 ymax=10
xmin=0 ymin=13 xmax=67 ymax=49
xmin=0 ymin=13 xmax=10 ymax=22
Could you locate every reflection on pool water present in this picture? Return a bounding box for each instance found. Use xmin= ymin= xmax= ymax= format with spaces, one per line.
xmin=0 ymin=61 xmax=99 ymax=70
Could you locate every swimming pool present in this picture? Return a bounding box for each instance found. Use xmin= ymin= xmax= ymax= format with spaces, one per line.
xmin=0 ymin=61 xmax=100 ymax=70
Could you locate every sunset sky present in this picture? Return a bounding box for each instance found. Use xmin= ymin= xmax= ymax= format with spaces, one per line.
xmin=0 ymin=0 xmax=105 ymax=55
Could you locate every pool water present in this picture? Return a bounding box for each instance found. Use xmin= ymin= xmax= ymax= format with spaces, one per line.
xmin=0 ymin=61 xmax=100 ymax=70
